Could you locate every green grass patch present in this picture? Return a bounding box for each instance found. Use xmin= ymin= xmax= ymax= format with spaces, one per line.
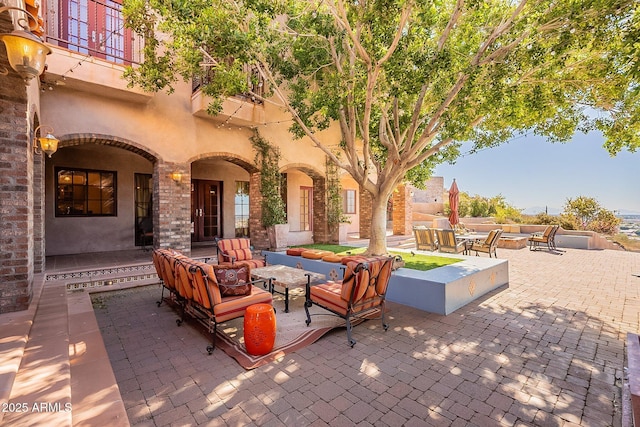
xmin=293 ymin=244 xmax=461 ymax=271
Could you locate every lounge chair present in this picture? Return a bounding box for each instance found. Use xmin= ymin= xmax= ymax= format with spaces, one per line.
xmin=528 ymin=225 xmax=559 ymax=251
xmin=469 ymin=229 xmax=503 ymax=258
xmin=435 ymin=229 xmax=467 ymax=255
xmin=215 ymin=237 xmax=266 ymax=268
xmin=413 ymin=226 xmax=438 ymax=251
xmin=304 ymin=256 xmax=395 ymax=347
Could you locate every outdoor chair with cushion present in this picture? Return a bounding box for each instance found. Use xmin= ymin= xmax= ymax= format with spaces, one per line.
xmin=435 ymin=229 xmax=467 ymax=255
xmin=413 ymin=226 xmax=438 ymax=251
xmin=153 ymin=248 xmax=187 ymax=307
xmin=528 ymin=225 xmax=559 ymax=251
xmin=469 ymin=229 xmax=503 ymax=258
xmin=304 ymin=255 xmax=395 ymax=347
xmin=215 ymin=237 xmax=266 ymax=268
xmin=174 ymin=258 xmax=273 ymax=354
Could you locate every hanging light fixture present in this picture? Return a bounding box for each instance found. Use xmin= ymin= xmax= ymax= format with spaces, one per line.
xmin=0 ymin=5 xmax=51 ymax=82
xmin=33 ymin=125 xmax=59 ymax=157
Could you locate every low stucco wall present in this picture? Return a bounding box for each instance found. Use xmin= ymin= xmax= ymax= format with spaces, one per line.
xmin=262 ymin=249 xmax=510 ymax=316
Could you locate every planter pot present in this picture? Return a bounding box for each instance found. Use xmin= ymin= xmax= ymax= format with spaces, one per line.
xmin=267 ymin=223 xmax=289 ymax=251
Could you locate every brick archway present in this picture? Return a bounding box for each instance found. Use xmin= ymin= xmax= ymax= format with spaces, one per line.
xmin=57 ymin=133 xmax=161 ymax=162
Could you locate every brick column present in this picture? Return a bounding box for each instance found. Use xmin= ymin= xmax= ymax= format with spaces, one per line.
xmin=0 ymin=13 xmax=33 ymax=313
xmin=358 ymin=186 xmax=372 ymax=239
xmin=312 ymin=176 xmax=328 ymax=243
xmin=155 ymin=161 xmax=191 ymax=255
xmin=249 ymin=172 xmax=269 ymax=249
xmin=33 ymin=149 xmax=45 ymax=273
xmin=392 ymin=184 xmax=413 ymax=235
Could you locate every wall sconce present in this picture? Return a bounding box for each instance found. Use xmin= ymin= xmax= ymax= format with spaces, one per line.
xmin=33 ymin=125 xmax=59 ymax=157
xmin=0 ymin=5 xmax=51 ymax=82
xmin=170 ymin=172 xmax=182 ymax=183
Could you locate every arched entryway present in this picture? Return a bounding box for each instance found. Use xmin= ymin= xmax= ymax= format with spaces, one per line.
xmin=189 ymin=153 xmax=258 ymax=245
xmin=45 ymin=134 xmax=159 ymax=255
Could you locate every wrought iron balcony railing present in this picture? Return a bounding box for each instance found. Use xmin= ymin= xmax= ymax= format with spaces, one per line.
xmin=192 ymin=64 xmax=266 ymax=105
xmin=44 ymin=0 xmax=143 ymax=65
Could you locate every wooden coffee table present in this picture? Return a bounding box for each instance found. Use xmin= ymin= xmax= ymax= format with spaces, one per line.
xmin=251 ymin=265 xmax=325 ymax=312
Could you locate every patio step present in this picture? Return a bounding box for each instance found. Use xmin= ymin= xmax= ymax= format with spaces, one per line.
xmin=2 ymin=279 xmax=73 ymax=426
xmin=1 ymin=269 xmax=136 ymax=426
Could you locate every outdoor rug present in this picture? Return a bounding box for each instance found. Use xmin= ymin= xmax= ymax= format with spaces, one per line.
xmin=202 ymin=289 xmax=380 ymax=370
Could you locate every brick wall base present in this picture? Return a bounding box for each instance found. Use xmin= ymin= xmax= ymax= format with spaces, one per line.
xmin=0 ymin=14 xmax=34 ymax=313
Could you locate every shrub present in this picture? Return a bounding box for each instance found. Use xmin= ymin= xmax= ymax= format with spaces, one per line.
xmin=587 ymin=209 xmax=621 ymax=235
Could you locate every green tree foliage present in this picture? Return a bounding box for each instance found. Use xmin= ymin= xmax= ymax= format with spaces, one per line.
xmin=564 ymin=196 xmax=600 ymax=229
xmin=123 ymin=0 xmax=639 ymax=254
xmin=588 ymin=209 xmax=621 ymax=235
xmin=493 ymin=202 xmax=523 ymax=224
xmin=250 ymin=132 xmax=287 ymax=227
xmin=562 ymin=195 xmax=620 ymax=233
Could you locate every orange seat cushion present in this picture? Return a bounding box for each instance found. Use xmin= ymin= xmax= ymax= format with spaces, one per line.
xmin=286 ymin=248 xmax=306 ymax=256
xmin=301 ymin=250 xmax=332 ymax=260
xmin=309 ymin=282 xmax=348 ymax=316
xmin=340 ymin=255 xmax=370 ymax=265
xmin=322 ymin=254 xmax=343 ymax=263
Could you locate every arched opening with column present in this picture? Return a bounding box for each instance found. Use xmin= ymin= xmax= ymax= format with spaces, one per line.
xmin=187 ymin=152 xmax=259 ymax=245
xmin=44 ymin=133 xmax=160 ymax=255
xmin=280 ymin=163 xmax=328 ymax=245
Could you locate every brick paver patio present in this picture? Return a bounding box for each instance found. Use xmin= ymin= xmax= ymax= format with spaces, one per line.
xmin=93 ymin=247 xmax=640 ymax=426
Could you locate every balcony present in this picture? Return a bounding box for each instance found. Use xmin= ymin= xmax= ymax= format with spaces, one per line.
xmin=41 ymin=0 xmax=151 ymax=103
xmin=191 ymin=65 xmax=266 ymax=127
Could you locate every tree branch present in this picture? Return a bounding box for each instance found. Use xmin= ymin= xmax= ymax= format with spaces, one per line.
xmin=437 ymin=0 xmax=464 ymax=51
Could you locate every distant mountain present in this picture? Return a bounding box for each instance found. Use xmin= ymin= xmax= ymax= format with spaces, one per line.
xmin=520 ymin=207 xmax=640 ymax=216
xmin=618 ymin=210 xmax=640 ymax=216
xmin=521 ymin=206 xmax=561 ymax=215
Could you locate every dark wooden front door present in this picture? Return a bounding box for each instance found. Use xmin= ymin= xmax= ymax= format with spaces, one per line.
xmin=191 ymin=180 xmax=222 ymax=242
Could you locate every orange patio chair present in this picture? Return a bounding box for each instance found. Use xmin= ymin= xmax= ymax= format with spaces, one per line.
xmin=153 ymin=248 xmax=186 ymax=307
xmin=178 ymin=260 xmax=273 ymax=354
xmin=304 ymin=255 xmax=395 ymax=347
xmin=435 ymin=229 xmax=467 ymax=255
xmin=215 ymin=237 xmax=266 ymax=268
xmin=469 ymin=229 xmax=503 ymax=258
xmin=413 ymin=226 xmax=438 ymax=251
xmin=528 ymin=225 xmax=559 ymax=251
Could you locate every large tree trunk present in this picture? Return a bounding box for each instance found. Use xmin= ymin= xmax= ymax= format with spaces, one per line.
xmin=366 ymin=194 xmax=390 ymax=255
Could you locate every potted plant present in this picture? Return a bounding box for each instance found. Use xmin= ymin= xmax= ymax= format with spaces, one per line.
xmin=251 ymin=131 xmax=289 ymax=251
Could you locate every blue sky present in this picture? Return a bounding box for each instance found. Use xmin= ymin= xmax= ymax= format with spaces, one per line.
xmin=433 ymin=131 xmax=640 ymax=215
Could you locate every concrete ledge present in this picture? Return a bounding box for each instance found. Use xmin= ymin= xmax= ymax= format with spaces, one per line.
xmin=0 ymin=273 xmax=44 ymax=425
xmin=554 ymin=234 xmax=591 ymax=249
xmin=263 ymin=250 xmax=509 ymax=316
xmin=387 ymin=252 xmax=509 ymax=315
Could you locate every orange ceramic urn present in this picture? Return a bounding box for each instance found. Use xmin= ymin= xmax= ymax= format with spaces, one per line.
xmin=244 ymin=304 xmax=276 ymax=355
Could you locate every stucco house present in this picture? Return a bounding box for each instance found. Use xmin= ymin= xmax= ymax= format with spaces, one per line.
xmin=0 ymin=0 xmax=448 ymax=314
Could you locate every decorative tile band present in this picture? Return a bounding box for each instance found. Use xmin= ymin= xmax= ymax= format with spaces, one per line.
xmin=46 ymin=263 xmax=156 ymax=281
xmin=66 ymin=273 xmax=159 ymax=290
xmin=52 ymin=257 xmax=212 ymax=291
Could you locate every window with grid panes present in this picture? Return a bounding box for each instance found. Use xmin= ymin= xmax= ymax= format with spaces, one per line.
xmin=56 ymin=168 xmax=116 ymax=216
